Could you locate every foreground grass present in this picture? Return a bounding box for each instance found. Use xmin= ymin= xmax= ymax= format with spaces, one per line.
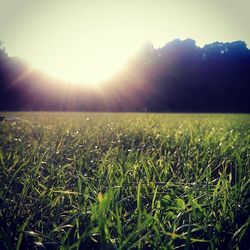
xmin=0 ymin=113 xmax=249 ymax=249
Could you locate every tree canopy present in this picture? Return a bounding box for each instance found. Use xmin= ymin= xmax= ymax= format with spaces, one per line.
xmin=0 ymin=39 xmax=250 ymax=112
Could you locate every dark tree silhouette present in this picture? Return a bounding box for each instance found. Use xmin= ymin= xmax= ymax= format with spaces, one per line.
xmin=0 ymin=39 xmax=250 ymax=112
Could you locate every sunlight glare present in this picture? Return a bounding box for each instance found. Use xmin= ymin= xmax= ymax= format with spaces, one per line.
xmin=31 ymin=31 xmax=140 ymax=85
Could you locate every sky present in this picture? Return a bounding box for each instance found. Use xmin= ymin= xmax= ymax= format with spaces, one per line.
xmin=0 ymin=0 xmax=249 ymax=83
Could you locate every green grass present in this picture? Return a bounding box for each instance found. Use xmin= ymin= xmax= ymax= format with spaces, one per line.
xmin=0 ymin=112 xmax=249 ymax=249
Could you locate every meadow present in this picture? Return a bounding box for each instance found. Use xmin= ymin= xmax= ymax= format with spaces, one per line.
xmin=0 ymin=112 xmax=249 ymax=249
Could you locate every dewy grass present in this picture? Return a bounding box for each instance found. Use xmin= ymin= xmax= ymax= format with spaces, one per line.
xmin=0 ymin=113 xmax=249 ymax=249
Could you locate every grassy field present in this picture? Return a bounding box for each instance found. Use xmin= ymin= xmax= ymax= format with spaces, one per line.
xmin=0 ymin=113 xmax=249 ymax=249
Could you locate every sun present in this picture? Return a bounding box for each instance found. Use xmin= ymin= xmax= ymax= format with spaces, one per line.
xmin=7 ymin=1 xmax=149 ymax=85
xmin=29 ymin=31 xmax=140 ymax=86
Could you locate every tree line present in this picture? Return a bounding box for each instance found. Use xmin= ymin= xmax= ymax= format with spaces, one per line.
xmin=0 ymin=38 xmax=250 ymax=112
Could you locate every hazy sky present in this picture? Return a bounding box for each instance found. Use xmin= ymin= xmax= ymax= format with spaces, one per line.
xmin=0 ymin=0 xmax=249 ymax=83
